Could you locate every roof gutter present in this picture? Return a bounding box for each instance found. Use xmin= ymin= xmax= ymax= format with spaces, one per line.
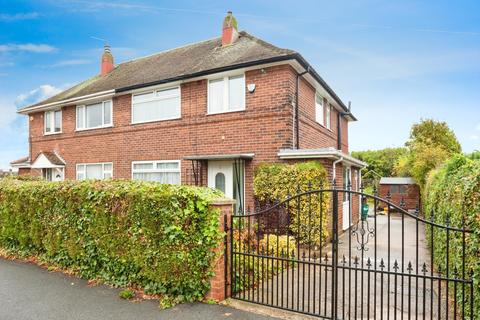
xmin=18 ymin=53 xmax=355 ymax=118
xmin=17 ymin=89 xmax=115 ymax=115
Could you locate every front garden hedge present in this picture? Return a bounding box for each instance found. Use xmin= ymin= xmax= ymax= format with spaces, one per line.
xmin=0 ymin=178 xmax=222 ymax=303
xmin=254 ymin=161 xmax=330 ymax=246
xmin=425 ymin=155 xmax=479 ymax=318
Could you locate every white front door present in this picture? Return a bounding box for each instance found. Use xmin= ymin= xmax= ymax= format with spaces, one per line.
xmin=208 ymin=161 xmax=234 ymax=199
xmin=342 ymin=166 xmax=352 ymax=230
xmin=43 ymin=168 xmax=64 ymax=181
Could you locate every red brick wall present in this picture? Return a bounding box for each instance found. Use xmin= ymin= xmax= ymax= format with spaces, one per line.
xmin=27 ymin=63 xmax=351 ymax=213
xmin=297 ymin=77 xmax=349 ymax=153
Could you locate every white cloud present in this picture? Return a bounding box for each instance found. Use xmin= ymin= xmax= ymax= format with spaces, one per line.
xmin=0 ymin=44 xmax=57 ymax=53
xmin=14 ymin=84 xmax=62 ymax=108
xmin=47 ymin=59 xmax=92 ymax=67
xmin=475 ymin=123 xmax=480 ymax=131
xmin=0 ymin=12 xmax=40 ymax=21
xmin=470 ymin=134 xmax=479 ymax=141
xmin=0 ymin=85 xmax=64 ymax=168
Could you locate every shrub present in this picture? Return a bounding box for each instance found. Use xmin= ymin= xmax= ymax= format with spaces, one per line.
xmin=259 ymin=234 xmax=296 ymax=258
xmin=254 ymin=161 xmax=330 ymax=246
xmin=119 ymin=289 xmax=135 ymax=299
xmin=0 ymin=179 xmax=222 ymax=303
xmin=424 ymin=154 xmax=479 ymax=318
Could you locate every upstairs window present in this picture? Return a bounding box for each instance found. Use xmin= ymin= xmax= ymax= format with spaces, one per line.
xmin=132 ymin=160 xmax=181 ymax=184
xmin=132 ymin=87 xmax=181 ymax=124
xmin=208 ymin=74 xmax=245 ymax=114
xmin=44 ymin=110 xmax=62 ymax=134
xmin=326 ymin=104 xmax=331 ymax=130
xmin=76 ymin=163 xmax=113 ymax=180
xmin=76 ymin=100 xmax=112 ymax=130
xmin=315 ymin=93 xmax=324 ymax=125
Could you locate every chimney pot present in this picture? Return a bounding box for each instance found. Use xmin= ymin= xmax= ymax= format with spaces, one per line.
xmin=222 ymin=11 xmax=239 ymax=46
xmin=100 ymin=44 xmax=114 ymax=76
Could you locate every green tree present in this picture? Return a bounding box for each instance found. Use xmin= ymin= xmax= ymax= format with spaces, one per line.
xmin=352 ymin=147 xmax=408 ymax=187
xmin=395 ymin=119 xmax=461 ymax=188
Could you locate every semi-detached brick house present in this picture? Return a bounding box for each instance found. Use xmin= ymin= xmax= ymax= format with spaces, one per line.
xmin=13 ymin=12 xmax=366 ymax=230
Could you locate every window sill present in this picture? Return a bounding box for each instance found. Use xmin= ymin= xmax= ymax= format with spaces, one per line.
xmin=131 ymin=116 xmax=181 ymax=125
xmin=314 ymin=121 xmax=333 ymax=133
xmin=44 ymin=131 xmax=62 ymax=136
xmin=207 ymin=108 xmax=246 ymax=116
xmin=75 ymin=125 xmax=113 ymax=132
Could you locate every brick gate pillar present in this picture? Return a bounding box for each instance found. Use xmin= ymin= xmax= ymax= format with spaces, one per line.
xmin=205 ymin=198 xmax=235 ymax=302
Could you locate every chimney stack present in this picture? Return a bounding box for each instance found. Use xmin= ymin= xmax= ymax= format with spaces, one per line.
xmin=222 ymin=11 xmax=239 ymax=46
xmin=100 ymin=44 xmax=114 ymax=76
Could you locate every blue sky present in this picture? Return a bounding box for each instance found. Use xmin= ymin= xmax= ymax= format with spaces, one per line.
xmin=0 ymin=0 xmax=479 ymax=168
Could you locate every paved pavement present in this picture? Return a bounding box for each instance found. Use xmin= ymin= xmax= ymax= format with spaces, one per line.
xmin=0 ymin=258 xmax=275 ymax=320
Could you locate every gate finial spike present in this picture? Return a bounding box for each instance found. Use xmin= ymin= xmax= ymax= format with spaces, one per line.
xmin=373 ymin=184 xmax=377 ymax=196
xmin=379 ymin=259 xmax=385 ymax=270
xmin=407 ymin=261 xmax=413 ymax=273
xmin=421 ymin=263 xmax=428 ymax=274
xmin=400 ymin=197 xmax=405 ymax=208
xmin=393 ymin=260 xmax=399 ymax=271
xmin=386 ymin=190 xmax=391 ymax=200
xmin=453 ymin=267 xmax=458 ymax=279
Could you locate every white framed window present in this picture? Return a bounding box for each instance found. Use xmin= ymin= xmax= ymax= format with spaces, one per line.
xmin=315 ymin=93 xmax=324 ymax=126
xmin=132 ymin=86 xmax=181 ymax=124
xmin=44 ymin=110 xmax=62 ymax=134
xmin=76 ymin=100 xmax=112 ymax=130
xmin=132 ymin=160 xmax=181 ymax=184
xmin=76 ymin=162 xmax=113 ymax=180
xmin=326 ymin=104 xmax=331 ymax=130
xmin=208 ymin=74 xmax=245 ymax=114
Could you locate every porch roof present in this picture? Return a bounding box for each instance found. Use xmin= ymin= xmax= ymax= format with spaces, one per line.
xmin=277 ymin=148 xmax=367 ymax=168
xmin=31 ymin=152 xmax=66 ymax=169
xmin=183 ymin=153 xmax=255 ymax=161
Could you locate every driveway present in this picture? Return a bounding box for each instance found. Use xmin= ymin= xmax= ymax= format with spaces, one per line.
xmin=0 ymin=258 xmax=275 ymax=320
xmin=244 ymin=214 xmax=447 ymax=319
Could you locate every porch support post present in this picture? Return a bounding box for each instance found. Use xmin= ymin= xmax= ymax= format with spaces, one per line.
xmin=205 ymin=198 xmax=235 ymax=302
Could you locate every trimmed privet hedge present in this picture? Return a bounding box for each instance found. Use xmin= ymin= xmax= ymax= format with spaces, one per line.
xmin=0 ymin=178 xmax=222 ymax=303
xmin=254 ymin=161 xmax=330 ymax=246
xmin=425 ymin=155 xmax=480 ymax=318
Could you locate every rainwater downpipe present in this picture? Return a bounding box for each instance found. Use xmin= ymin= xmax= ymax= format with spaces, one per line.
xmin=295 ymin=68 xmax=309 ymax=149
xmin=332 ymin=156 xmax=343 ymax=188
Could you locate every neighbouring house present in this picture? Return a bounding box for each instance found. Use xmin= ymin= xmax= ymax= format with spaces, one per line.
xmin=13 ymin=12 xmax=366 ymax=229
xmin=378 ymin=177 xmax=420 ymax=211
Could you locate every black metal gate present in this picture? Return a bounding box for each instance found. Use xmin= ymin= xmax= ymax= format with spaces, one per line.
xmin=227 ymin=187 xmax=476 ymax=319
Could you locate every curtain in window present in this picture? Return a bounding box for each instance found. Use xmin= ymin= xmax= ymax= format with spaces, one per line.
xmin=208 ymin=79 xmax=224 ymax=113
xmin=132 ymin=88 xmax=180 ymax=123
xmin=85 ymin=164 xmax=103 ymax=179
xmin=103 ymin=101 xmax=112 ymax=125
xmin=133 ymin=172 xmax=180 ymax=184
xmin=228 ymin=75 xmax=245 ymax=110
xmin=315 ymin=94 xmax=324 ymax=124
xmin=54 ymin=111 xmax=62 ymax=132
xmin=86 ymin=103 xmax=103 ymax=128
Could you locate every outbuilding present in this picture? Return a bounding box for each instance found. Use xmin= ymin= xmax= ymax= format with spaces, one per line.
xmin=378 ymin=177 xmax=420 ymax=212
